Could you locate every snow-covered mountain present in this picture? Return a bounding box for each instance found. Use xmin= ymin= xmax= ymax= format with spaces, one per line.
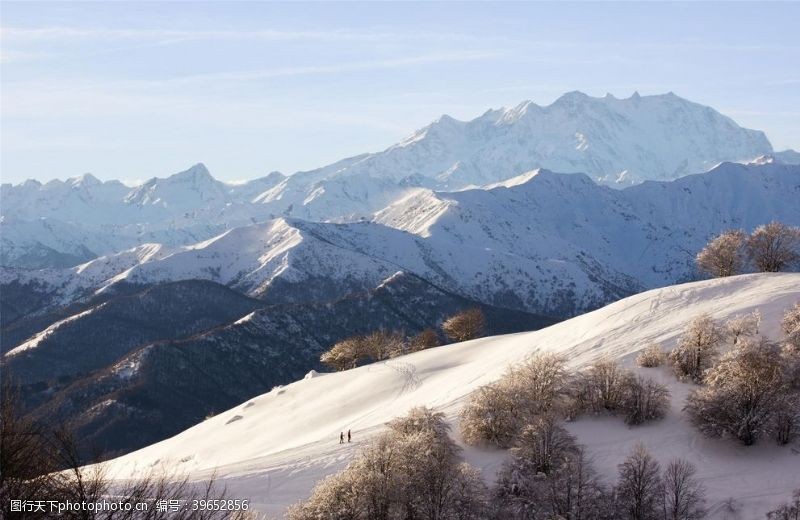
xmin=6 ymin=162 xmax=798 ymax=318
xmin=1 ymin=92 xmax=785 ymax=268
xmin=96 ymin=273 xmax=800 ymax=519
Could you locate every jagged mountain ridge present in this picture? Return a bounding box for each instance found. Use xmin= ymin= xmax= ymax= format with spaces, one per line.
xmin=2 ymin=91 xmax=790 ymax=268
xmin=4 ymin=162 xmax=798 ymax=320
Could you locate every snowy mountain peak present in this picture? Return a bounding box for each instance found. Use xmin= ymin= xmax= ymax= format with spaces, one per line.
xmin=68 ymin=173 xmax=102 ymax=188
xmin=170 ymin=162 xmax=213 ymax=182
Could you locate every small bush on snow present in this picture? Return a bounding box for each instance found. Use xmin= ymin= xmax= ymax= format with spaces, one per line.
xmin=668 ymin=314 xmax=725 ymax=383
xmin=636 ymin=343 xmax=665 ymax=367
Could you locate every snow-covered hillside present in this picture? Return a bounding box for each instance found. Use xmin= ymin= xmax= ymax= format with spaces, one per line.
xmin=97 ymin=273 xmax=800 ymax=519
xmin=7 ymin=162 xmax=799 ymax=318
xmin=1 ymin=92 xmax=786 ymax=268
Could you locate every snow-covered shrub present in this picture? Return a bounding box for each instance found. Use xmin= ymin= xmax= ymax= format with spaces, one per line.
xmin=783 ymin=302 xmax=800 ymax=350
xmin=766 ymin=489 xmax=800 ymax=520
xmin=620 ymin=376 xmax=671 ymax=426
xmin=509 ymin=353 xmax=572 ymax=416
xmin=574 ymin=357 xmax=634 ymax=413
xmin=726 ymin=310 xmax=761 ymax=346
xmin=460 ymin=353 xmax=571 ymax=447
xmin=747 ymin=221 xmax=800 ymax=273
xmin=615 ymin=443 xmax=663 ymax=520
xmin=695 ymin=229 xmax=746 ymax=277
xmin=286 ymin=467 xmax=363 ymax=520
xmin=494 ymin=421 xmax=612 ymax=520
xmin=668 ymin=314 xmax=725 ymax=383
xmin=636 ymin=344 xmax=665 ymax=368
xmin=442 ymin=308 xmax=486 ymax=343
xmin=685 ymin=337 xmax=792 ymax=445
xmin=460 ymin=381 xmax=521 ymax=448
xmin=388 ymin=406 xmax=450 ymax=439
xmin=661 ymin=458 xmax=706 ymax=520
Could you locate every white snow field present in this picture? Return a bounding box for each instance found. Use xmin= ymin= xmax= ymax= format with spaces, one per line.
xmin=99 ymin=273 xmax=800 ymax=519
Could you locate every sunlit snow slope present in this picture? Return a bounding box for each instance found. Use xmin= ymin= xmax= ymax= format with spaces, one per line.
xmin=100 ymin=274 xmax=800 ymax=518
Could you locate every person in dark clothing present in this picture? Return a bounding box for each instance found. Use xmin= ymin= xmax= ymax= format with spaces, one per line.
xmin=347 ymin=429 xmax=351 ymax=443
xmin=339 ymin=432 xmax=344 ymax=444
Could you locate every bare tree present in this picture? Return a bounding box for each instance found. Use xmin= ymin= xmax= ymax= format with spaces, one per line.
xmin=615 ymin=443 xmax=663 ymax=520
xmin=661 ymin=458 xmax=706 ymax=520
xmin=746 ymin=221 xmax=800 ymax=272
xmin=696 ymin=229 xmax=746 ymax=277
xmin=668 ymin=314 xmax=724 ymax=383
xmin=442 ymin=308 xmax=486 ymax=343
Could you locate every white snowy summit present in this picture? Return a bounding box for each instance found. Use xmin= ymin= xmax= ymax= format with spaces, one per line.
xmin=0 ymin=92 xmax=784 ymax=268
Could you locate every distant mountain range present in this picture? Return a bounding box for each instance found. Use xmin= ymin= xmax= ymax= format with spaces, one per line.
xmin=3 ymin=92 xmax=797 ymax=269
xmin=5 ymin=162 xmax=799 ymax=321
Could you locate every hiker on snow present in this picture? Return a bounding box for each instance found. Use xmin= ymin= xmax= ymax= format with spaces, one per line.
xmin=347 ymin=429 xmax=351 ymax=443
xmin=339 ymin=432 xmax=344 ymax=444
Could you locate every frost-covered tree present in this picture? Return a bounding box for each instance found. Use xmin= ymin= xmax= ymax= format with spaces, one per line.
xmin=287 ymin=468 xmax=364 ymax=520
xmin=685 ymin=337 xmax=791 ymax=445
xmin=290 ymin=407 xmax=489 ymax=520
xmin=510 ymin=353 xmax=572 ymax=416
xmin=494 ymin=420 xmax=613 ymax=520
xmin=668 ymin=314 xmax=724 ymax=383
xmin=783 ymin=302 xmax=800 ymax=350
xmin=362 ymin=330 xmax=406 ymax=361
xmin=615 ymin=443 xmax=663 ymax=520
xmin=442 ymin=308 xmax=486 ymax=343
xmin=726 ymin=310 xmax=761 ymax=346
xmin=509 ymin=415 xmax=578 ymax=476
xmin=321 ymin=337 xmax=364 ymax=371
xmin=746 ymin=221 xmax=800 ymax=272
xmin=620 ymin=376 xmax=671 ymax=426
xmin=460 ymin=353 xmax=571 ymax=447
xmin=576 ymin=358 xmax=634 ymax=413
xmin=460 ymin=381 xmax=521 ymax=448
xmin=409 ymin=328 xmax=440 ymax=352
xmin=696 ymin=229 xmax=746 ymax=277
xmin=661 ymin=458 xmax=706 ymax=520
xmin=637 ymin=343 xmax=665 ymax=368
xmin=447 ymin=463 xmax=489 ymax=520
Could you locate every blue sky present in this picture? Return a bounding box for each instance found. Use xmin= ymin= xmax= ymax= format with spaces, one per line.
xmin=1 ymin=1 xmax=798 ymax=184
